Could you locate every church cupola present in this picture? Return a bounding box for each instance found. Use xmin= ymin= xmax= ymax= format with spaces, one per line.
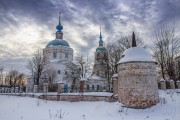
xmin=96 ymin=27 xmax=106 ymax=52
xmin=56 ymin=12 xmax=63 ymax=39
xmin=99 ymin=27 xmax=103 ymax=47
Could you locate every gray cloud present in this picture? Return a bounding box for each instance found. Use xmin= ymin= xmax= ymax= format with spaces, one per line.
xmin=0 ymin=0 xmax=180 ymax=73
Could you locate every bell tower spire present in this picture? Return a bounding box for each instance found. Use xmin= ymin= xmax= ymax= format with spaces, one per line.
xmin=56 ymin=12 xmax=63 ymax=39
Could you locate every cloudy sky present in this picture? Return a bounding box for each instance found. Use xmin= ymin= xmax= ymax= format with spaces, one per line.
xmin=0 ymin=0 xmax=180 ymax=73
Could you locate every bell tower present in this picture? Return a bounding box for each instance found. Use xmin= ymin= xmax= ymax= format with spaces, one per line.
xmin=93 ymin=27 xmax=108 ymax=78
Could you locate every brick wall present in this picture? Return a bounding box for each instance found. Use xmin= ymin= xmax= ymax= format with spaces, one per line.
xmin=39 ymin=95 xmax=116 ymax=102
xmin=118 ymin=62 xmax=159 ymax=108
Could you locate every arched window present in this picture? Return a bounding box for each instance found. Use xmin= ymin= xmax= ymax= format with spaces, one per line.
xmin=97 ymin=70 xmax=99 ymax=76
xmin=92 ymin=85 xmax=94 ymax=90
xmin=53 ymin=51 xmax=57 ymax=59
xmin=65 ymin=52 xmax=68 ymax=58
xmin=58 ymin=70 xmax=61 ymax=74
xmin=97 ymin=85 xmax=100 ymax=91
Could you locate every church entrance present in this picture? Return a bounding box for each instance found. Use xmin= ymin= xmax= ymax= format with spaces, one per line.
xmin=64 ymin=84 xmax=68 ymax=93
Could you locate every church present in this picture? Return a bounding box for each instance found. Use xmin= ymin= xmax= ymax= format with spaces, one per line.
xmin=37 ymin=15 xmax=109 ymax=92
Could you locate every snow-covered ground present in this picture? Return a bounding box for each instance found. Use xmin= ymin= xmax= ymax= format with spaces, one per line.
xmin=0 ymin=90 xmax=180 ymax=120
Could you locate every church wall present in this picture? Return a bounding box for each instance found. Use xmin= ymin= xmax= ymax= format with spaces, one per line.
xmin=86 ymin=79 xmax=109 ymax=92
xmin=93 ymin=51 xmax=108 ymax=78
xmin=44 ymin=46 xmax=73 ymax=62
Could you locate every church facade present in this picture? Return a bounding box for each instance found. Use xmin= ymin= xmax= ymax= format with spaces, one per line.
xmin=42 ymin=15 xmax=74 ymax=90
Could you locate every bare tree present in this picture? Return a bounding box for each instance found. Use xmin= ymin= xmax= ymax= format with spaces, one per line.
xmin=5 ymin=70 xmax=19 ymax=90
xmin=74 ymin=54 xmax=91 ymax=78
xmin=107 ymin=32 xmax=144 ymax=75
xmin=5 ymin=70 xmax=26 ymax=89
xmin=16 ymin=73 xmax=26 ymax=86
xmin=64 ymin=54 xmax=91 ymax=87
xmin=64 ymin=61 xmax=81 ymax=88
xmin=0 ymin=65 xmax=4 ymax=85
xmin=45 ymin=66 xmax=57 ymax=85
xmin=153 ymin=25 xmax=180 ymax=80
xmin=27 ymin=49 xmax=47 ymax=86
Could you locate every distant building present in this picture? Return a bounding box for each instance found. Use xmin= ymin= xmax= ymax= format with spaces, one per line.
xmin=93 ymin=27 xmax=108 ymax=78
xmin=87 ymin=27 xmax=109 ymax=91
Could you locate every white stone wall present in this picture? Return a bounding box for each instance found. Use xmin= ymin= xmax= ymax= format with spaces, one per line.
xmin=43 ymin=46 xmax=73 ymax=62
xmin=86 ymin=79 xmax=109 ymax=92
xmin=118 ymin=62 xmax=159 ymax=108
xmin=43 ymin=45 xmax=74 ymax=87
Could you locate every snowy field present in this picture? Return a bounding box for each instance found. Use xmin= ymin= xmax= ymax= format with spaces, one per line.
xmin=0 ymin=90 xmax=180 ymax=120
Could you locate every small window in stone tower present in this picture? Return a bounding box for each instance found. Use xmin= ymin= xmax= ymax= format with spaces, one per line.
xmin=53 ymin=51 xmax=57 ymax=59
xmin=58 ymin=70 xmax=61 ymax=74
xmin=65 ymin=52 xmax=68 ymax=58
xmin=105 ymin=71 xmax=107 ymax=77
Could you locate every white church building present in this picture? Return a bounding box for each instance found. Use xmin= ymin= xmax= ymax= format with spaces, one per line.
xmin=43 ymin=15 xmax=74 ymax=91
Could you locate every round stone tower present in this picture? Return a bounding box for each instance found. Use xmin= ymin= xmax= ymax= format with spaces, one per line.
xmin=117 ymin=33 xmax=159 ymax=108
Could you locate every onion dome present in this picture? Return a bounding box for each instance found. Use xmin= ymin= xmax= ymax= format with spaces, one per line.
xmin=46 ymin=13 xmax=70 ymax=48
xmin=46 ymin=39 xmax=70 ymax=47
xmin=56 ymin=14 xmax=63 ymax=33
xmin=96 ymin=46 xmax=106 ymax=52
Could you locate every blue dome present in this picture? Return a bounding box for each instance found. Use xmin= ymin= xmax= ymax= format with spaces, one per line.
xmin=96 ymin=47 xmax=106 ymax=52
xmin=46 ymin=39 xmax=70 ymax=47
xmin=56 ymin=24 xmax=63 ymax=32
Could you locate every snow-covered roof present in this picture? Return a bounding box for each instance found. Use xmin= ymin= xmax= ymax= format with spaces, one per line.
xmin=57 ymin=81 xmax=64 ymax=84
xmin=160 ymin=78 xmax=165 ymax=81
xmin=117 ymin=47 xmax=155 ymax=64
xmin=80 ymin=78 xmax=88 ymax=81
xmin=170 ymin=79 xmax=174 ymax=82
xmin=88 ymin=75 xmax=105 ymax=80
xmin=112 ymin=73 xmax=118 ymax=78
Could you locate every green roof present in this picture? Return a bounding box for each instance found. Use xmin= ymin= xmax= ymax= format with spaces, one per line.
xmin=46 ymin=39 xmax=70 ymax=47
xmin=96 ymin=47 xmax=106 ymax=52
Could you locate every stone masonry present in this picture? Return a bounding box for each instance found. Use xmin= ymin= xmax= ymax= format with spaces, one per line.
xmin=118 ymin=62 xmax=159 ymax=108
xmin=176 ymin=80 xmax=180 ymax=88
xmin=93 ymin=51 xmax=108 ymax=78
xmin=159 ymin=78 xmax=166 ymax=90
xmin=112 ymin=73 xmax=118 ymax=95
